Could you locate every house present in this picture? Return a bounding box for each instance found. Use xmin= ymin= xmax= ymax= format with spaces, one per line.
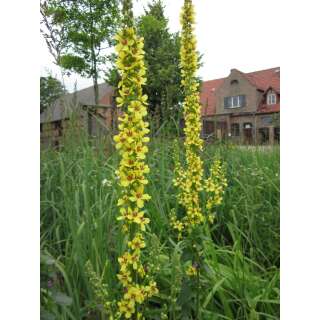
xmin=200 ymin=67 xmax=280 ymax=144
xmin=40 ymin=83 xmax=116 ymax=147
xmin=41 ymin=67 xmax=280 ymax=147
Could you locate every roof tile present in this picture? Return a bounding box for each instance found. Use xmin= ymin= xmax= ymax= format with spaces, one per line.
xmin=200 ymin=67 xmax=280 ymax=116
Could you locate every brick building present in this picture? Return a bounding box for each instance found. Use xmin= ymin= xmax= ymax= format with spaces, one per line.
xmin=41 ymin=67 xmax=280 ymax=147
xmin=200 ymin=67 xmax=280 ymax=144
xmin=40 ymin=83 xmax=116 ymax=147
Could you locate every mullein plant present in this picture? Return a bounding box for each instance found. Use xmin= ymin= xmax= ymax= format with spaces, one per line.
xmin=85 ymin=1 xmax=158 ymax=319
xmin=113 ymin=0 xmax=158 ymax=318
xmin=171 ymin=0 xmax=228 ymax=316
xmin=172 ymin=0 xmax=227 ymax=235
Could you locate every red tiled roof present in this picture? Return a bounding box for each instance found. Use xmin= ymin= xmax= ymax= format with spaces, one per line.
xmin=200 ymin=78 xmax=224 ymax=116
xmin=200 ymin=67 xmax=280 ymax=116
xmin=243 ymin=67 xmax=280 ymax=92
xmin=258 ymin=103 xmax=280 ymax=114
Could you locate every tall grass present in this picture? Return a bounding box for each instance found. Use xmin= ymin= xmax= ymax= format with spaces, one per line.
xmin=41 ymin=130 xmax=279 ymax=319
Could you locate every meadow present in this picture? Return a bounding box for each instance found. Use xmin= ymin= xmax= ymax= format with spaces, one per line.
xmin=40 ymin=134 xmax=280 ymax=320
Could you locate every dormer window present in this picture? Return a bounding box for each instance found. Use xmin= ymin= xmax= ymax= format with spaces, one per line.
xmin=230 ymin=79 xmax=239 ymax=85
xmin=267 ymin=92 xmax=277 ymax=105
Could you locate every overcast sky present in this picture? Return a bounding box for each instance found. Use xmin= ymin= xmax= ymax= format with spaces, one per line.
xmin=40 ymin=0 xmax=280 ymax=92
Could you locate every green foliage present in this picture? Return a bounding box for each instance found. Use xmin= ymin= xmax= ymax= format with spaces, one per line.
xmin=41 ymin=133 xmax=280 ymax=319
xmin=40 ymin=75 xmax=66 ymax=113
xmin=43 ymin=0 xmax=120 ymax=102
xmin=137 ymin=1 xmax=183 ymax=123
xmin=41 ymin=0 xmax=69 ymax=65
xmin=58 ymin=54 xmax=87 ymax=74
xmin=106 ymin=0 xmax=184 ymax=134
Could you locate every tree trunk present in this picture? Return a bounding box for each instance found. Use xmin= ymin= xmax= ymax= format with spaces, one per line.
xmin=93 ymin=72 xmax=99 ymax=105
xmin=88 ymin=0 xmax=98 ymax=136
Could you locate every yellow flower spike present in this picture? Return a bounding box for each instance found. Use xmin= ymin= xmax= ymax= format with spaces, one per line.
xmin=173 ymin=0 xmax=204 ymax=231
xmin=170 ymin=0 xmax=228 ymax=244
xmin=114 ymin=1 xmax=158 ymax=316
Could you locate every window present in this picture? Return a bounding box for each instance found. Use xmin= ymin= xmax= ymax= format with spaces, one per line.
xmin=231 ymin=123 xmax=240 ymax=136
xmin=224 ymin=95 xmax=246 ymax=108
xmin=259 ymin=127 xmax=269 ymax=144
xmin=274 ymin=127 xmax=280 ymax=143
xmin=54 ymin=120 xmax=62 ymax=130
xmin=54 ymin=120 xmax=63 ymax=136
xmin=267 ymin=93 xmax=277 ymax=105
xmin=230 ymin=79 xmax=239 ymax=85
xmin=202 ymin=120 xmax=214 ymax=135
xmin=232 ymin=96 xmax=240 ymax=107
xmin=243 ymin=123 xmax=253 ymax=144
xmin=261 ymin=116 xmax=273 ymax=126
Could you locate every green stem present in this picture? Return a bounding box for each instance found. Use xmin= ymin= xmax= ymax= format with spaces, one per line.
xmin=196 ymin=264 xmax=200 ymax=319
xmin=195 ymin=243 xmax=200 ymax=319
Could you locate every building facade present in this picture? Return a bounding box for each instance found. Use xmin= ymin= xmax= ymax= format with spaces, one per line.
xmin=40 ymin=83 xmax=116 ymax=147
xmin=41 ymin=67 xmax=280 ymax=147
xmin=200 ymin=67 xmax=280 ymax=144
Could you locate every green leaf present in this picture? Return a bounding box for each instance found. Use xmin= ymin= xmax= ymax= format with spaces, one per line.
xmin=41 ymin=253 xmax=55 ymax=266
xmin=52 ymin=292 xmax=73 ymax=306
xmin=40 ymin=309 xmax=56 ymax=320
xmin=202 ymin=278 xmax=225 ymax=309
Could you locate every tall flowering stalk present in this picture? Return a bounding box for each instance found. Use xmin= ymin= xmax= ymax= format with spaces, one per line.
xmin=172 ymin=1 xmax=228 ymax=316
xmin=173 ymin=0 xmax=205 ymax=228
xmin=113 ymin=0 xmax=158 ymax=318
xmin=172 ymin=0 xmax=228 ymax=234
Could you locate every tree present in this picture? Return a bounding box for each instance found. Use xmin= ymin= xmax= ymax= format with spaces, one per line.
xmin=137 ymin=1 xmax=183 ymax=128
xmin=42 ymin=0 xmax=120 ymax=105
xmin=40 ymin=75 xmax=66 ymax=113
xmin=40 ymin=1 xmax=68 ymax=67
xmin=106 ymin=0 xmax=184 ymax=132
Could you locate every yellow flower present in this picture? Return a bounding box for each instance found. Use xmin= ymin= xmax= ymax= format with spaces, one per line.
xmin=207 ymin=214 xmax=215 ymax=224
xmin=114 ymin=3 xmax=156 ymax=316
xmin=186 ymin=265 xmax=197 ymax=277
xmin=174 ymin=0 xmax=226 ymax=228
xmin=130 ymin=253 xmax=140 ymax=270
xmin=124 ymin=286 xmax=145 ymax=304
xmin=137 ymin=265 xmax=146 ymax=278
xmin=118 ymin=252 xmax=133 ymax=270
xmin=129 ymin=186 xmax=151 ymax=208
xmin=128 ymin=101 xmax=147 ymax=118
xmin=137 ymin=312 xmax=144 ymax=320
xmin=118 ymin=299 xmax=135 ymax=319
xmin=138 ymin=216 xmax=150 ymax=231
xmin=135 ymin=143 xmax=148 ymax=160
xmin=145 ymin=281 xmax=159 ymax=297
xmin=128 ymin=233 xmax=146 ymax=251
xmin=119 ymin=172 xmax=135 ymax=187
xmin=117 ymin=195 xmax=129 ymax=207
xmin=117 ymin=270 xmax=132 ymax=286
xmin=113 ymin=133 xmax=127 ymax=150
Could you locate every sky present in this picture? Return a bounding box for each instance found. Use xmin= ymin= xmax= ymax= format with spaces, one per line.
xmin=40 ymin=0 xmax=281 ymax=92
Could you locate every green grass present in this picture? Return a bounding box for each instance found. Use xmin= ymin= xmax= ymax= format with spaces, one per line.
xmin=41 ymin=134 xmax=279 ymax=320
